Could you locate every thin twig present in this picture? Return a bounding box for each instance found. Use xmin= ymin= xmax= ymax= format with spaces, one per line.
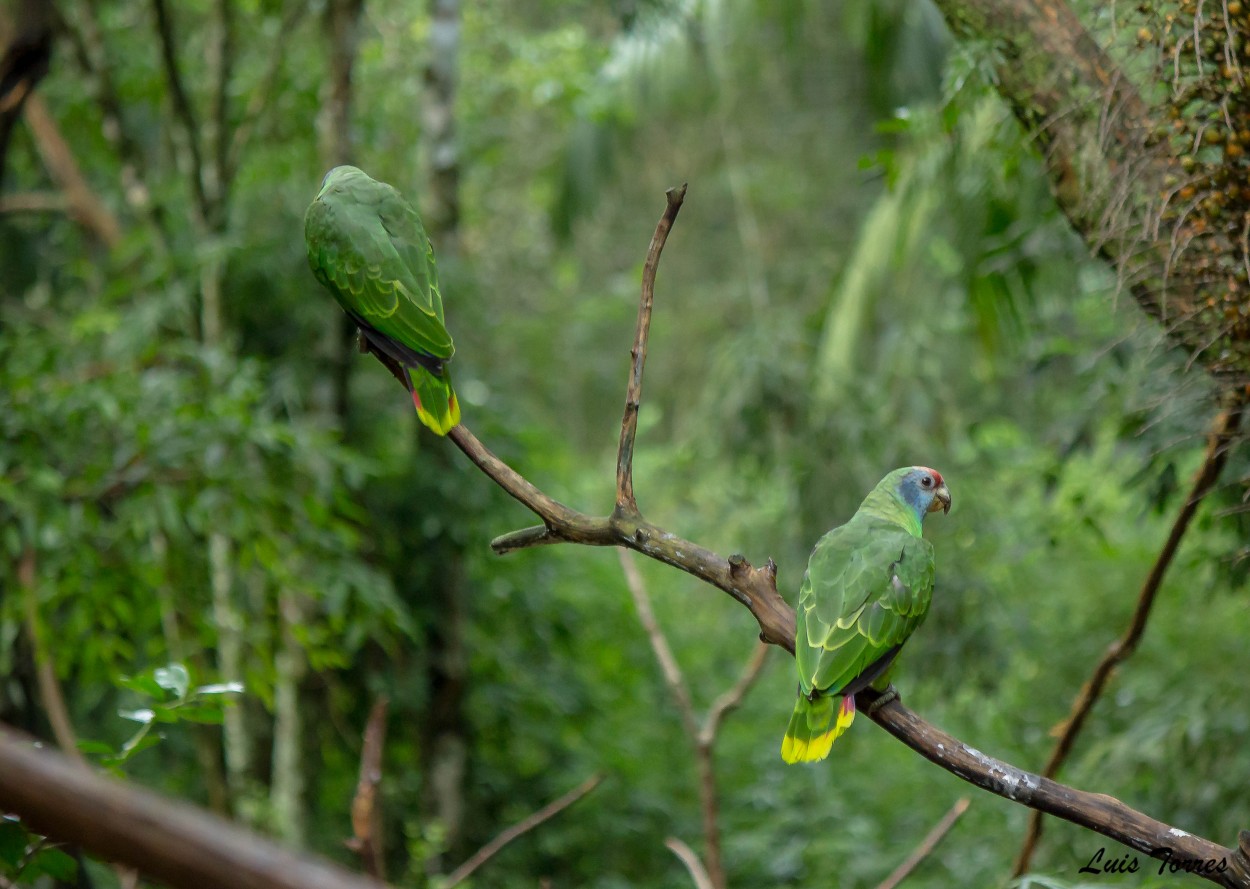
xmin=1013 ymin=395 xmax=1246 ymax=876
xmin=442 ymin=773 xmax=603 ymax=888
xmin=619 ymin=550 xmax=767 ymax=889
xmin=18 ymin=549 xmax=87 ymax=770
xmin=700 ymin=641 xmax=768 ymax=747
xmin=615 ymin=183 xmax=686 ymax=517
xmin=665 ymin=837 xmax=715 ymax=889
xmin=63 ymin=2 xmax=170 ymax=250
xmin=346 ymin=697 xmax=388 ymax=881
xmin=205 ymin=0 xmax=235 ymax=216
xmin=22 ymin=95 xmax=122 ymax=246
xmin=0 ymin=191 xmax=64 ymax=213
xmin=873 ymin=798 xmax=970 ymax=889
xmin=151 ymin=0 xmax=208 ymax=216
xmin=618 ymin=549 xmax=698 ymax=739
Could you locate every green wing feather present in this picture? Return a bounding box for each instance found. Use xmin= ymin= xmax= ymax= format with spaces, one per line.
xmin=798 ymin=519 xmax=933 ymax=696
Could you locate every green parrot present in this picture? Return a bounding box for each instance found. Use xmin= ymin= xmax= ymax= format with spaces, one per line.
xmin=781 ymin=466 xmax=951 ymax=763
xmin=305 ymin=165 xmax=460 ymax=435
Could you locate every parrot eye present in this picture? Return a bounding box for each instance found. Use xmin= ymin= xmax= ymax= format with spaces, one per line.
xmin=920 ymin=476 xmax=933 ymax=488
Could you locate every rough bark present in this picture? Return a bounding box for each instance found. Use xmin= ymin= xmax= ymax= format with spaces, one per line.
xmin=0 ymin=728 xmax=384 ymax=889
xmin=932 ymin=0 xmax=1250 ymax=382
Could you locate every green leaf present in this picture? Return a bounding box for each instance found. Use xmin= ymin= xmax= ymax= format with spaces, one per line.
xmin=195 ymin=681 xmax=244 ymax=696
xmin=117 ymin=674 xmax=165 ymax=699
xmin=170 ymin=705 xmax=226 ymax=725
xmin=154 ymin=663 xmax=191 ymax=699
xmin=117 ymin=708 xmax=155 ymax=725
xmin=0 ymin=819 xmax=28 ymax=868
xmin=30 ymin=847 xmax=76 ymax=882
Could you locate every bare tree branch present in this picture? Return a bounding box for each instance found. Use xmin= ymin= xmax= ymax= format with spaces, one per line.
xmin=665 ymin=837 xmax=715 ymax=889
xmin=1013 ymin=395 xmax=1246 ymax=875
xmin=346 ymin=697 xmax=388 ymax=882
xmin=616 ymin=183 xmax=686 ymax=517
xmin=0 ymin=190 xmax=63 ymax=213
xmin=17 ymin=549 xmax=86 ymax=769
xmin=442 ymin=773 xmax=603 ymax=889
xmin=150 ymin=0 xmax=208 ymax=218
xmin=0 ymin=728 xmax=386 ymax=889
xmin=873 ymin=798 xmax=970 ymax=889
xmin=449 ymin=421 xmax=795 ymax=650
xmin=700 ymin=641 xmax=768 ymax=748
xmin=619 ymin=550 xmax=699 ymax=739
xmin=204 ymin=0 xmax=234 ymax=218
xmin=618 ymin=550 xmax=769 ymax=889
xmin=61 ymin=2 xmax=169 ymax=248
xmin=22 ymin=94 xmax=122 ymax=247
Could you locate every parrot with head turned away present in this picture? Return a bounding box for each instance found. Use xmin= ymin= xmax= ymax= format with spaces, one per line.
xmin=305 ymin=165 xmax=460 ymax=435
xmin=781 ymin=466 xmax=951 ymax=763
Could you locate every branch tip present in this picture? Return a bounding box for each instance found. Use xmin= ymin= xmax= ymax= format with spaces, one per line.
xmin=615 ymin=187 xmax=686 ymax=515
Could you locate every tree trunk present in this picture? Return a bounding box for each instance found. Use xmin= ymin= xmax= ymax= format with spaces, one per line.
xmin=931 ymin=0 xmax=1250 ymax=383
xmin=417 ymin=0 xmax=470 ymax=870
xmin=320 ymin=0 xmax=366 ymax=426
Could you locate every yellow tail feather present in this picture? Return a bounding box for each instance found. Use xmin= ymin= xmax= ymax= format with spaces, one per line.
xmin=780 ymin=694 xmax=856 ymax=763
xmin=412 ymin=370 xmax=460 ymax=436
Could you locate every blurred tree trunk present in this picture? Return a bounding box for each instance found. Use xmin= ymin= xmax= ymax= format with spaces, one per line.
xmin=931 ymin=0 xmax=1250 ymax=386
xmin=320 ymin=0 xmax=365 ymax=425
xmin=418 ymin=0 xmax=469 ymax=873
xmin=270 ymin=590 xmax=308 ymax=844
xmin=0 ymin=0 xmax=53 ymax=189
xmin=422 ymin=0 xmax=460 ymax=244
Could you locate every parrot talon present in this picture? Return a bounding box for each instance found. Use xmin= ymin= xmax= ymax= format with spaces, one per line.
xmin=867 ymin=684 xmax=900 ymax=715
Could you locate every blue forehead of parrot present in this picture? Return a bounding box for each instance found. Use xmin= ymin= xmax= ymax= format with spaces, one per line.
xmin=897 ymin=467 xmax=940 ymax=507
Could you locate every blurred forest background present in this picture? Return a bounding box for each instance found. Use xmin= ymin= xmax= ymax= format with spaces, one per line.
xmin=1 ymin=1 xmax=1248 ymax=887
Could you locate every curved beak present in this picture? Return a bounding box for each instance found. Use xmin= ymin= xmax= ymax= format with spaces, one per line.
xmin=929 ymin=484 xmax=951 ymax=515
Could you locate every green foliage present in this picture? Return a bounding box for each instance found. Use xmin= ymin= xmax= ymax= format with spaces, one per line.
xmin=1 ymin=1 xmax=1247 ymax=888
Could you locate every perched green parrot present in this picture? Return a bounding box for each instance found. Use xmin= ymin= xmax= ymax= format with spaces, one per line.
xmin=781 ymin=466 xmax=951 ymax=763
xmin=304 ymin=165 xmax=460 ymax=435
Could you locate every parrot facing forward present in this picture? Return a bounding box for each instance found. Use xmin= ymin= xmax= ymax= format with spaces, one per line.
xmin=305 ymin=165 xmax=460 ymax=435
xmin=781 ymin=466 xmax=951 ymax=763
